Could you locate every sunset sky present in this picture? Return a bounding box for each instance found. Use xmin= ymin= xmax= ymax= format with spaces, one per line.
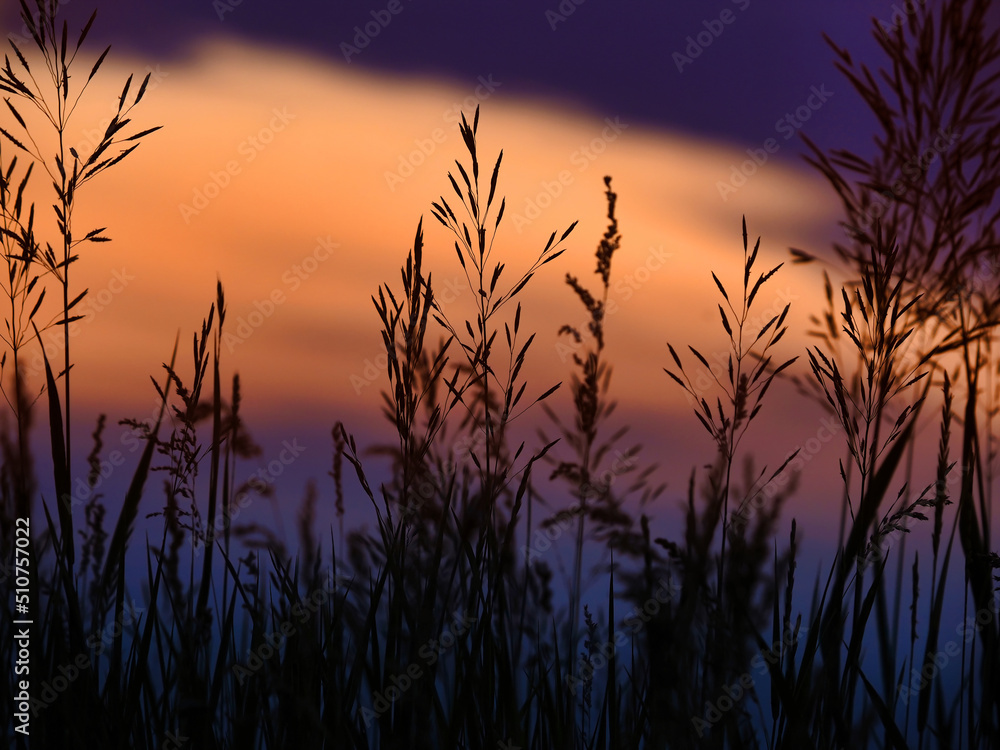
xmin=1 ymin=0 xmax=974 ymax=551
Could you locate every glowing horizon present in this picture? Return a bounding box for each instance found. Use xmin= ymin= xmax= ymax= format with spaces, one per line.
xmin=2 ymin=34 xmax=843 ymax=437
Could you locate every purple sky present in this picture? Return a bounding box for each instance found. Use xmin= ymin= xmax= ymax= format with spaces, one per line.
xmin=5 ymin=0 xmax=906 ymax=157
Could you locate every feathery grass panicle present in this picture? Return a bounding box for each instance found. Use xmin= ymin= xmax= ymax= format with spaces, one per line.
xmin=664 ymin=217 xmax=796 ymax=601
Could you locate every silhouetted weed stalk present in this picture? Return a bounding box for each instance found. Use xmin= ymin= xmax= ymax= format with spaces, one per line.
xmin=786 ymin=0 xmax=1000 ymax=746
xmin=2 ymin=0 xmax=1000 ymax=748
xmin=0 ymin=0 xmax=161 ymax=687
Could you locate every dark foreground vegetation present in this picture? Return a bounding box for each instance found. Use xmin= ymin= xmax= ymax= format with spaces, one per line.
xmin=2 ymin=0 xmax=1000 ymax=747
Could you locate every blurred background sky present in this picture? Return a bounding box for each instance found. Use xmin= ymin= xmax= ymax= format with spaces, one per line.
xmin=2 ymin=0 xmax=987 ymax=571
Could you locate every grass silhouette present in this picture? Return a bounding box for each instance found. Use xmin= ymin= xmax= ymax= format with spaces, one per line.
xmin=1 ymin=0 xmax=1000 ymax=748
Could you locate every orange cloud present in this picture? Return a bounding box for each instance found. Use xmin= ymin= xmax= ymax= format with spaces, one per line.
xmin=9 ymin=35 xmax=841 ymax=442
